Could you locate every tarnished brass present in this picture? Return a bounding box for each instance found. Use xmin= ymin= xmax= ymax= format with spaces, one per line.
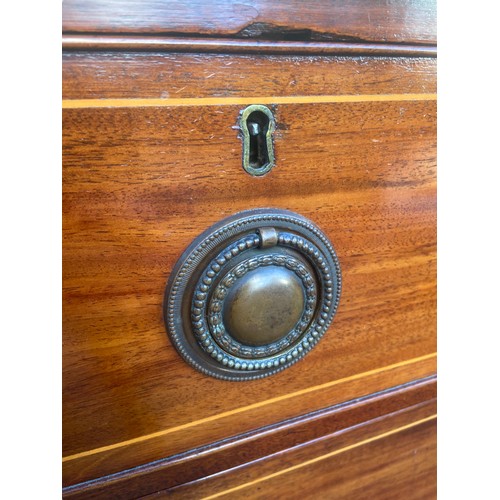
xmin=257 ymin=227 xmax=278 ymax=248
xmin=239 ymin=105 xmax=276 ymax=176
xmin=164 ymin=209 xmax=342 ymax=381
xmin=223 ymin=265 xmax=305 ymax=346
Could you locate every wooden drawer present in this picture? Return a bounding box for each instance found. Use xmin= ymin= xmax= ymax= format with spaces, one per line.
xmin=62 ymin=2 xmax=436 ymax=497
xmin=162 ymin=398 xmax=437 ymax=499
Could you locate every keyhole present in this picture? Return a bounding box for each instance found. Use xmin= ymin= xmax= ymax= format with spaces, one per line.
xmin=247 ymin=111 xmax=270 ymax=169
xmin=239 ymin=105 xmax=276 ymax=176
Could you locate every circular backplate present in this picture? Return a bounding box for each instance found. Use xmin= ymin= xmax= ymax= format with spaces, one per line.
xmin=164 ymin=209 xmax=342 ymax=381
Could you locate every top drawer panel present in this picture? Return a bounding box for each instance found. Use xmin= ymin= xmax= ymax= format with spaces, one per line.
xmin=62 ymin=0 xmax=436 ymax=45
xmin=63 ymin=51 xmax=436 ymax=482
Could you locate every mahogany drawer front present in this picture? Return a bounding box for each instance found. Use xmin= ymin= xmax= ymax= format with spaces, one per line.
xmin=62 ymin=48 xmax=436 ymax=490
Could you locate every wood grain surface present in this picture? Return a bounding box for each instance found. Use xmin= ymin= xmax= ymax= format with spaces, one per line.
xmin=63 ymin=376 xmax=436 ymax=499
xmin=62 ymin=53 xmax=436 ymax=100
xmin=63 ymin=95 xmax=436 ymax=485
xmin=62 ymin=11 xmax=437 ymax=488
xmin=63 ymin=355 xmax=435 ymax=486
xmin=148 ymin=400 xmax=437 ymax=499
xmin=62 ymin=0 xmax=436 ymax=45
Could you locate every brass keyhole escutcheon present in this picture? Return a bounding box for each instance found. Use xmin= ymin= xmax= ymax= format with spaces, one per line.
xmin=240 ymin=105 xmax=276 ymax=176
xmin=164 ymin=209 xmax=342 ymax=381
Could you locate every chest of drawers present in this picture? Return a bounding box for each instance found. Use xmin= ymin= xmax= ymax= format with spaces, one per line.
xmin=62 ymin=2 xmax=436 ymax=497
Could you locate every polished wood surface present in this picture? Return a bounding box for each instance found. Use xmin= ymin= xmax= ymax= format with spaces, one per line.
xmin=63 ymin=2 xmax=437 ymax=495
xmin=62 ymin=0 xmax=436 ymax=45
xmin=63 ymin=377 xmax=436 ymax=498
xmin=152 ymin=399 xmax=437 ymax=498
xmin=63 ymin=355 xmax=435 ymax=485
xmin=63 ymin=95 xmax=436 ymax=485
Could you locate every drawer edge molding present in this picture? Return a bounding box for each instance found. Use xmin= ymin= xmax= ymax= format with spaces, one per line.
xmin=62 ymin=35 xmax=437 ymax=57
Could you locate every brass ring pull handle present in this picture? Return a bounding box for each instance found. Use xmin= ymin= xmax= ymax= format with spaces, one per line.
xmin=164 ymin=209 xmax=342 ymax=381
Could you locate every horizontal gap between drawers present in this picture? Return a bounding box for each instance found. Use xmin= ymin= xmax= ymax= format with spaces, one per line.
xmin=62 ymin=352 xmax=436 ymax=463
xmin=62 ymin=93 xmax=437 ymax=109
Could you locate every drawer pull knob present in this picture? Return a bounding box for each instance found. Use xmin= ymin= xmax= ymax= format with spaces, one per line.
xmin=240 ymin=105 xmax=276 ymax=176
xmin=164 ymin=209 xmax=341 ymax=381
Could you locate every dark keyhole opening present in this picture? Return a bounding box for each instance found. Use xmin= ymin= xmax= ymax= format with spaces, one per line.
xmin=247 ymin=111 xmax=270 ymax=169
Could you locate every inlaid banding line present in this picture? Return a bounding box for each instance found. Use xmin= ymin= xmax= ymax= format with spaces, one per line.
xmin=62 ymin=93 xmax=437 ymax=109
